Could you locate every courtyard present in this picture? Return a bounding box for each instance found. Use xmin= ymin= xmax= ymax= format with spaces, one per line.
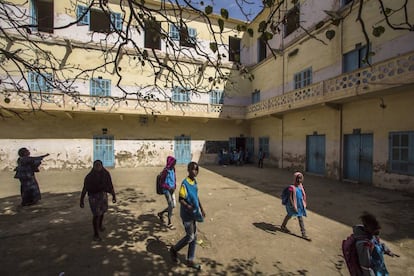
xmin=0 ymin=165 xmax=413 ymax=275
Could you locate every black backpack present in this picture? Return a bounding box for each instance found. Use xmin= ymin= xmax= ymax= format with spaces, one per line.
xmin=281 ymin=185 xmax=293 ymax=205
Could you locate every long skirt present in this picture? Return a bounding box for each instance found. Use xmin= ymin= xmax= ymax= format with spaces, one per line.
xmin=19 ymin=177 xmax=41 ymax=206
xmin=88 ymin=192 xmax=108 ymax=216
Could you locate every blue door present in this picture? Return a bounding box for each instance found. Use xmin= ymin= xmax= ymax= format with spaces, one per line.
xmin=306 ymin=134 xmax=326 ymax=175
xmin=229 ymin=137 xmax=236 ymax=152
xmin=246 ymin=137 xmax=254 ymax=163
xmin=359 ymin=134 xmax=373 ymax=183
xmin=175 ymin=136 xmax=191 ymax=165
xmin=93 ymin=136 xmax=114 ymax=167
xmin=344 ymin=133 xmax=373 ymax=183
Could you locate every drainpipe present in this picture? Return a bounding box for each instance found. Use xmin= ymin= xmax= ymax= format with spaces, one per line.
xmin=339 ymin=10 xmax=344 ymax=182
xmin=281 ymin=116 xmax=284 ymax=168
xmin=339 ymin=105 xmax=343 ymax=181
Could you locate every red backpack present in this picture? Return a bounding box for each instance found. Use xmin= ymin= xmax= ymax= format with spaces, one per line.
xmin=342 ymin=234 xmax=367 ymax=276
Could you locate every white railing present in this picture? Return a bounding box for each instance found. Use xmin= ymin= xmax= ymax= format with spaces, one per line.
xmin=1 ymin=51 xmax=413 ymax=120
xmin=0 ymin=92 xmax=247 ymax=119
xmin=246 ymin=51 xmax=414 ymax=118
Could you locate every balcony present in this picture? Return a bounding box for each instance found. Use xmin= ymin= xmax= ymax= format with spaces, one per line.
xmin=1 ymin=51 xmax=413 ymax=120
xmin=246 ymin=50 xmax=414 ymax=119
xmin=0 ymin=91 xmax=247 ymax=120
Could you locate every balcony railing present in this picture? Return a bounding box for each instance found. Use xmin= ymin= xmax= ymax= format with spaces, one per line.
xmin=246 ymin=50 xmax=414 ymax=118
xmin=1 ymin=51 xmax=413 ymax=120
xmin=0 ymin=91 xmax=247 ymax=119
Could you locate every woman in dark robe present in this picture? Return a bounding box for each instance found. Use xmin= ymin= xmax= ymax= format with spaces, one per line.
xmin=14 ymin=147 xmax=49 ymax=206
xmin=80 ymin=160 xmax=116 ymax=241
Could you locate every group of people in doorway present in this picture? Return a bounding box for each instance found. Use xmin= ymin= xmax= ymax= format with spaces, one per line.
xmin=218 ymin=147 xmax=266 ymax=168
xmin=13 ymin=147 xmax=396 ymax=273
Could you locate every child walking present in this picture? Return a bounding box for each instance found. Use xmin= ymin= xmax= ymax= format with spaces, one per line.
xmin=280 ymin=171 xmax=310 ymax=241
xmin=80 ymin=160 xmax=116 ymax=241
xmin=170 ymin=161 xmax=205 ymax=270
xmin=353 ymin=212 xmax=398 ymax=275
xmin=157 ymin=156 xmax=177 ymax=229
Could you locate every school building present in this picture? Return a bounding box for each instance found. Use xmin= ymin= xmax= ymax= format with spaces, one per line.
xmin=0 ymin=0 xmax=413 ymax=192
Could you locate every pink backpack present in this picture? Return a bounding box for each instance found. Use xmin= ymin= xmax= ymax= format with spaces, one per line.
xmin=342 ymin=234 xmax=365 ymax=276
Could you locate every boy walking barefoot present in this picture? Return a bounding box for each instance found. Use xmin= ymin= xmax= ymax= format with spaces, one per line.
xmin=170 ymin=162 xmax=205 ymax=270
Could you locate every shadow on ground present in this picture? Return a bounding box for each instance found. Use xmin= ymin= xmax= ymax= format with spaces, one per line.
xmin=0 ymin=187 xmax=308 ymax=275
xmin=204 ymin=164 xmax=414 ymax=242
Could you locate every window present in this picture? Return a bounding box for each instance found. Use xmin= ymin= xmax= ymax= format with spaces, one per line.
xmin=251 ymin=90 xmax=260 ymax=104
xmin=90 ymin=78 xmax=111 ymax=96
xmin=172 ymin=86 xmax=190 ymax=102
xmin=90 ymin=78 xmax=111 ymax=106
xmin=77 ymin=5 xmax=89 ymax=25
xmin=389 ymin=131 xmax=414 ymax=175
xmin=258 ymin=38 xmax=267 ymax=62
xmin=169 ymin=24 xmax=180 ymax=40
xmin=284 ymin=4 xmax=299 ymax=37
xmin=169 ymin=24 xmax=197 ymax=47
xmin=229 ymin=36 xmax=241 ymax=62
xmin=210 ymin=90 xmax=224 ymax=104
xmin=294 ymin=68 xmax=312 ymax=89
xmin=28 ymin=71 xmax=53 ymax=92
xmin=144 ymin=20 xmax=161 ymax=50
xmin=343 ymin=44 xmax=370 ymax=73
xmin=30 ymin=0 xmax=54 ymax=33
xmin=259 ymin=137 xmax=270 ymax=158
xmin=77 ymin=5 xmax=122 ymax=33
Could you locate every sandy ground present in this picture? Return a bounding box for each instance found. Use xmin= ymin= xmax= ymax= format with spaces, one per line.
xmin=0 ymin=164 xmax=413 ymax=276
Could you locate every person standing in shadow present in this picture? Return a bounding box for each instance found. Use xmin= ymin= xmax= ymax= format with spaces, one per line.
xmin=80 ymin=160 xmax=116 ymax=241
xmin=14 ymin=147 xmax=49 ymax=206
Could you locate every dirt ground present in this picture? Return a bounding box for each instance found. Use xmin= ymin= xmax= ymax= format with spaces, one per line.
xmin=0 ymin=164 xmax=413 ymax=276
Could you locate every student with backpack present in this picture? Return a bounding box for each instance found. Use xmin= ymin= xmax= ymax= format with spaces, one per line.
xmin=170 ymin=161 xmax=205 ymax=270
xmin=343 ymin=212 xmax=398 ymax=276
xmin=157 ymin=156 xmax=177 ymax=229
xmin=280 ymin=171 xmax=310 ymax=240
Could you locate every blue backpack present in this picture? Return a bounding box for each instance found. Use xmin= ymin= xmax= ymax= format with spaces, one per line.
xmin=281 ymin=185 xmax=292 ymax=205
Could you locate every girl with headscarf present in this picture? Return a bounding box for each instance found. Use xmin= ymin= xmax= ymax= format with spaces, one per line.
xmin=157 ymin=156 xmax=177 ymax=229
xmin=14 ymin=147 xmax=49 ymax=206
xmin=80 ymin=160 xmax=116 ymax=241
xmin=280 ymin=171 xmax=310 ymax=240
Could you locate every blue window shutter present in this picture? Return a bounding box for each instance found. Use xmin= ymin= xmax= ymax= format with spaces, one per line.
xmin=172 ymin=86 xmax=190 ymax=102
xmin=30 ymin=0 xmax=37 ymax=31
xmin=294 ymin=72 xmax=301 ymax=89
xmin=44 ymin=73 xmax=52 ymax=92
xmin=28 ymin=72 xmax=52 ymax=92
xmin=91 ymin=78 xmax=111 ymax=96
xmin=77 ymin=5 xmax=89 ymax=25
xmin=343 ymin=50 xmax=359 ymax=73
xmin=210 ymin=90 xmax=223 ymax=104
xmin=303 ymin=68 xmax=312 ymax=86
xmin=170 ymin=24 xmax=180 ymax=40
xmin=389 ymin=131 xmax=414 ymax=175
xmin=28 ymin=71 xmax=38 ymax=91
xmin=111 ymin=12 xmax=122 ymax=31
xmin=188 ymin=27 xmax=197 ymax=43
xmin=90 ymin=79 xmax=98 ymax=96
xmin=409 ymin=133 xmax=414 ymax=174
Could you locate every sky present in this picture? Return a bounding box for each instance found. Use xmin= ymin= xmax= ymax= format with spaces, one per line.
xmin=177 ymin=0 xmax=264 ymax=21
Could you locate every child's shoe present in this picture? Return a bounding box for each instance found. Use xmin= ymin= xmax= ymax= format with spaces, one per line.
xmin=186 ymin=260 xmax=201 ymax=270
xmin=280 ymin=226 xmax=290 ymax=233
xmin=169 ymin=247 xmax=178 ymax=263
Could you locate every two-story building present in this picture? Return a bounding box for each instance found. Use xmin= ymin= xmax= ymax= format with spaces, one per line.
xmin=0 ymin=0 xmax=413 ymax=191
